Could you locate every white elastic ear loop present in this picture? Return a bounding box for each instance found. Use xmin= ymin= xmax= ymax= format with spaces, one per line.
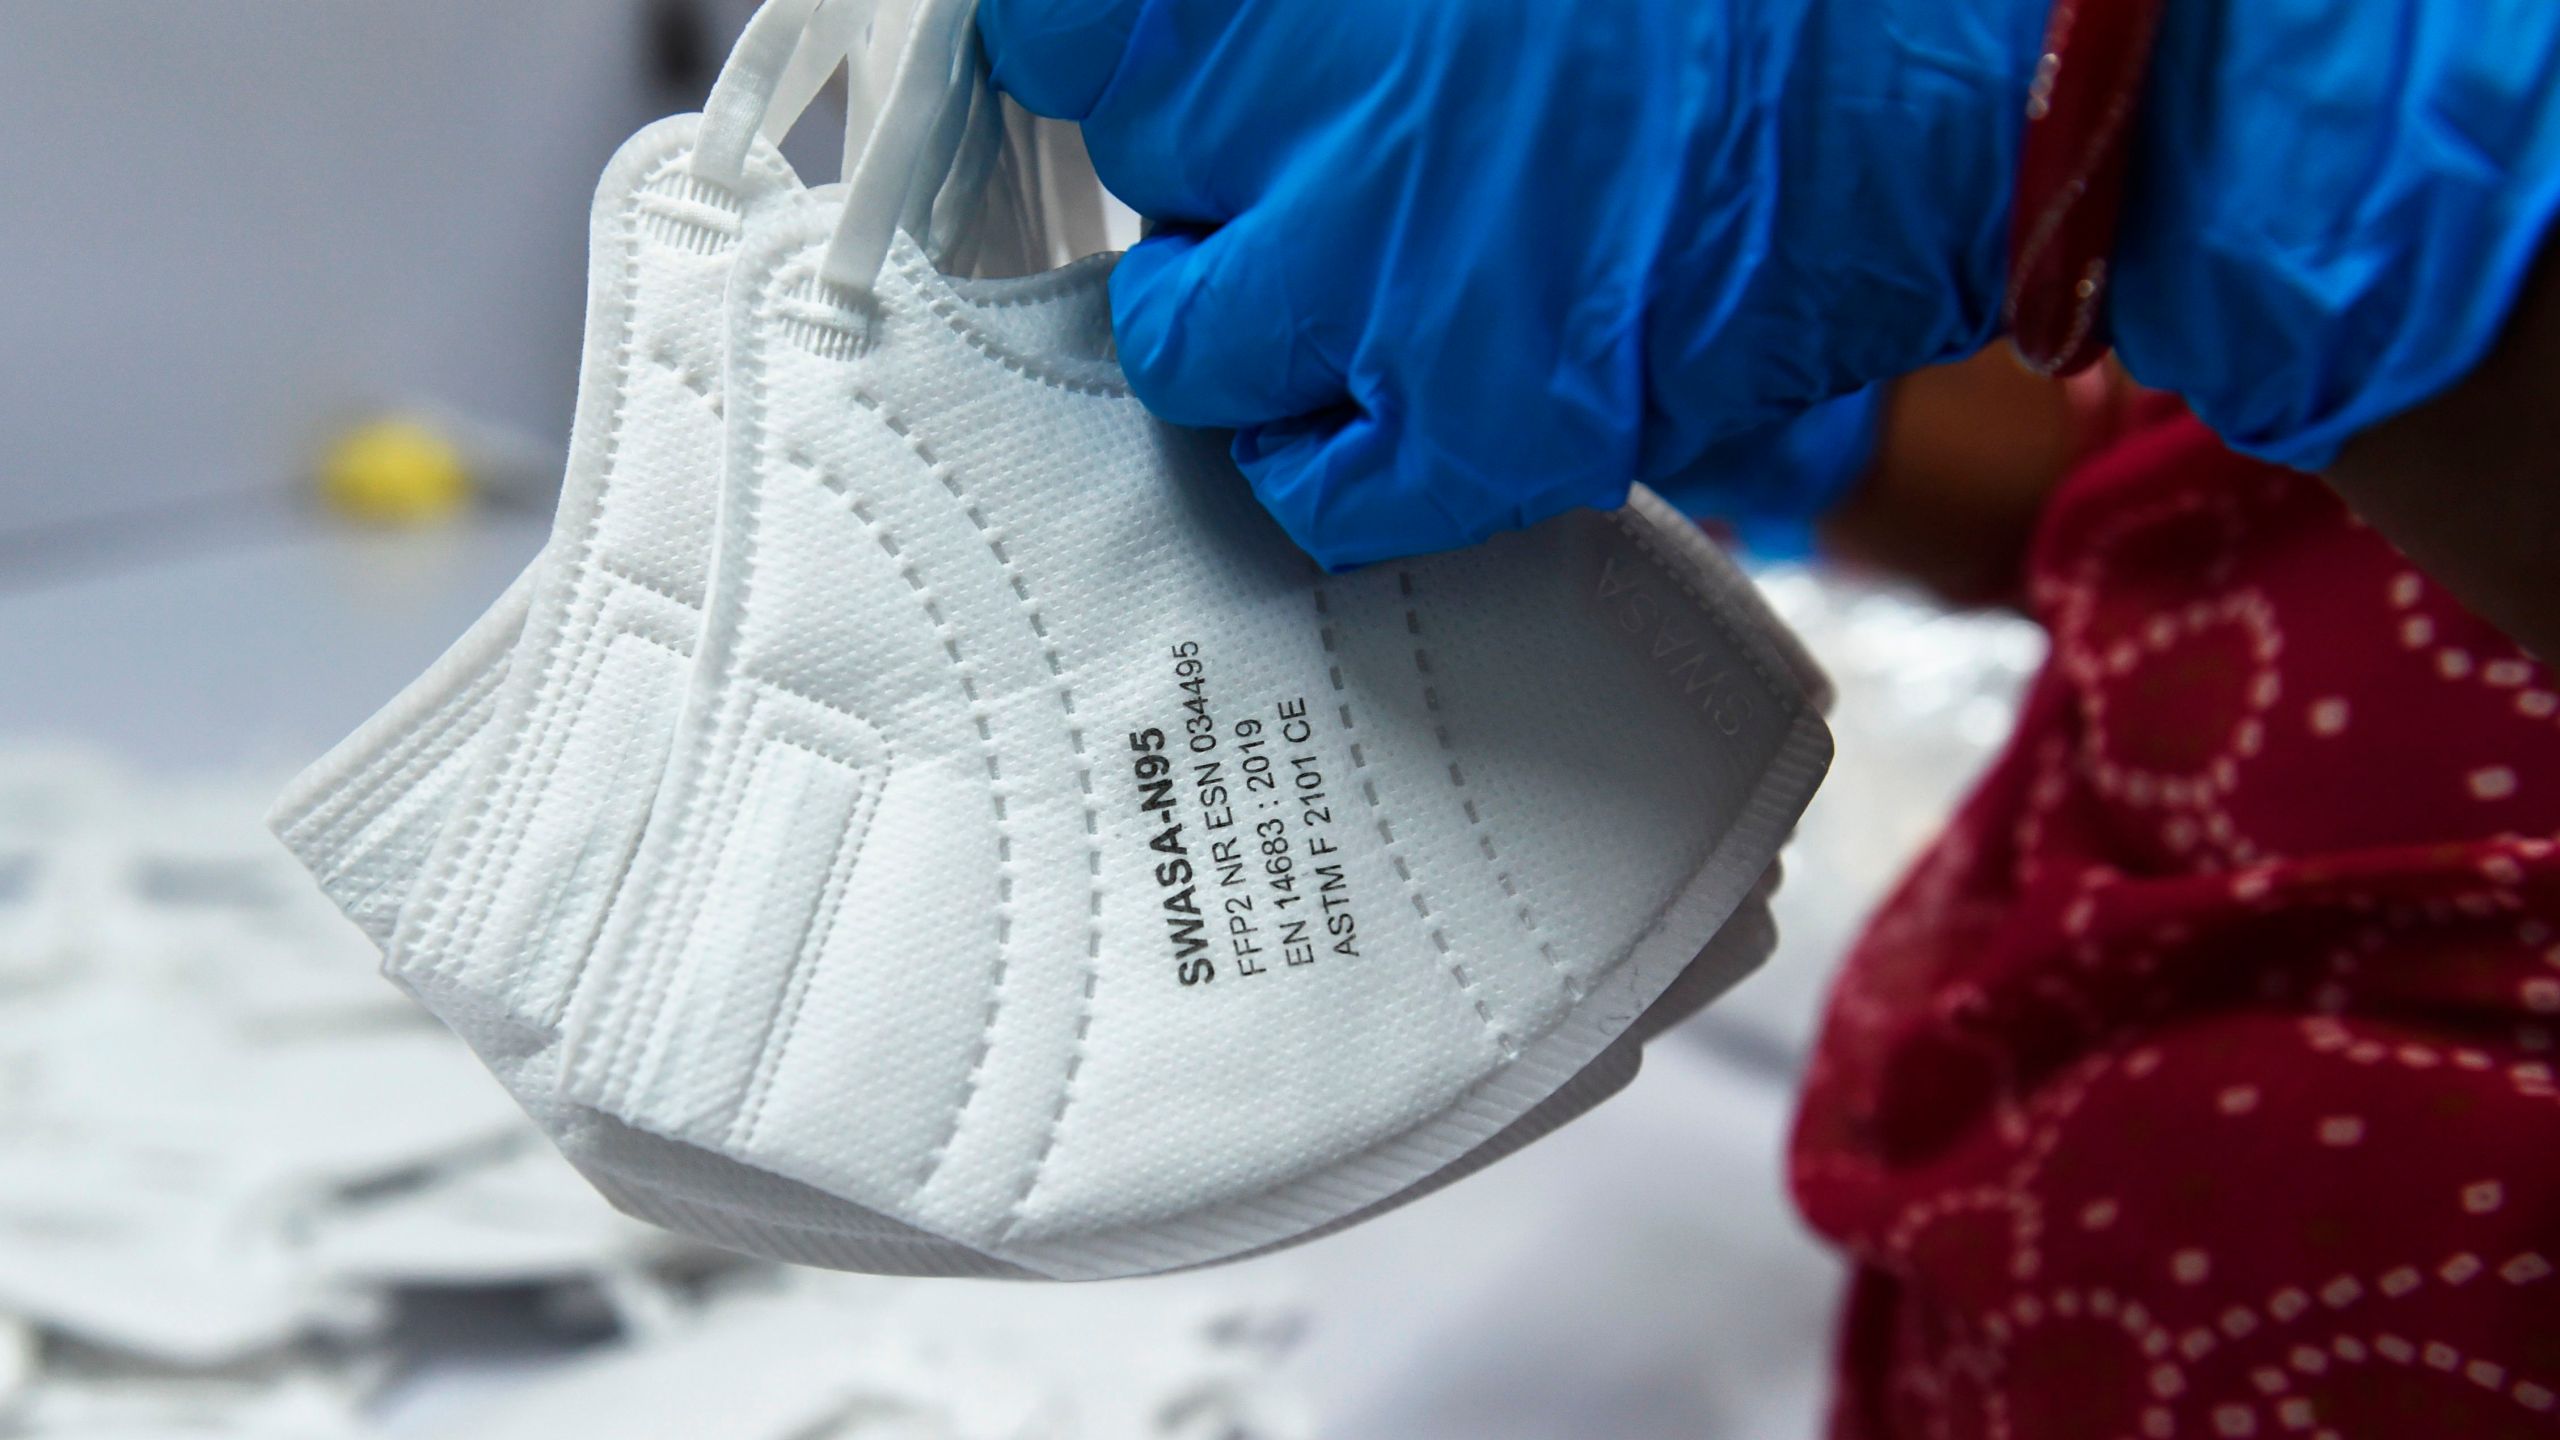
xmin=908 ymin=41 xmax=997 ymax=249
xmin=844 ymin=0 xmax=924 ymax=182
xmin=691 ymin=0 xmax=823 ymax=185
xmin=765 ymin=0 xmax=874 ymax=148
xmin=821 ymin=0 xmax=977 ymax=294
xmin=690 ymin=0 xmax=873 ymax=188
xmin=924 ymin=69 xmax=1011 ymax=269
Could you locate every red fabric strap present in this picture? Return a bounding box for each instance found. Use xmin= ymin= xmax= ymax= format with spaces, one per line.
xmin=2002 ymin=0 xmax=2168 ymax=376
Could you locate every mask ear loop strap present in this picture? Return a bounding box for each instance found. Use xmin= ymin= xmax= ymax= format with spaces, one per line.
xmin=924 ymin=68 xmax=1013 ymax=270
xmin=821 ymin=0 xmax=977 ymax=295
xmin=781 ymin=0 xmax=1003 ymax=263
xmin=689 ymin=0 xmax=872 ymax=189
xmin=766 ymin=0 xmax=874 ymax=149
xmin=843 ymin=0 xmax=922 ymax=183
xmin=839 ymin=0 xmax=997 ymax=266
xmin=909 ymin=35 xmax=1000 ymax=248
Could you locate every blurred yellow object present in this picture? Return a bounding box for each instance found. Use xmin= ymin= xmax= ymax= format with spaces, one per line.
xmin=317 ymin=417 xmax=474 ymax=525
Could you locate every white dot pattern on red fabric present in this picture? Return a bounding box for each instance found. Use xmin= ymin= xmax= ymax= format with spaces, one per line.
xmin=1793 ymin=425 xmax=2560 ymax=1439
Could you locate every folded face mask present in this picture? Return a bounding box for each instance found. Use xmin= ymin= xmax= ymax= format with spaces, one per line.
xmin=273 ymin=0 xmax=1831 ymax=1280
xmin=272 ymin=0 xmax=1032 ymax=1268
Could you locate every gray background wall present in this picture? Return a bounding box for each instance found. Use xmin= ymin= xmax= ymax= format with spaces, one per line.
xmin=0 ymin=2 xmax=745 ymax=541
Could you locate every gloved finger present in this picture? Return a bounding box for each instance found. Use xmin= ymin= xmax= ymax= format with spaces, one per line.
xmin=1236 ymin=373 xmax=1640 ymax=571
xmin=1233 ymin=409 xmax=1504 ymax=572
xmin=1111 ymin=220 xmax=1348 ymax=430
xmin=978 ymin=0 xmax=1150 ymax=120
xmin=1231 ymin=410 xmax=1393 ymax=571
xmin=1649 ymin=383 xmax=1887 ymax=531
xmin=986 ymin=0 xmax=1246 ymax=222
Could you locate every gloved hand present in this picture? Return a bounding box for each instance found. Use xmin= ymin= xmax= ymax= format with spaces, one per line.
xmin=2112 ymin=0 xmax=2560 ymax=468
xmin=982 ymin=0 xmax=2560 ymax=569
xmin=980 ymin=0 xmax=2039 ymax=569
xmin=1652 ymin=385 xmax=1888 ymax=559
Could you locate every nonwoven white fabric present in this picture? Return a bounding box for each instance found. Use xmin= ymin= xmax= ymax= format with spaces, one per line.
xmin=271 ymin=2 xmax=1044 ymax=1268
xmin=262 ymin=21 xmax=1137 ymax=1275
xmin=272 ymin=581 xmax=1791 ymax=1283
xmin=271 ymin=0 xmax=1833 ymax=1281
xmin=543 ymin=176 xmax=1830 ymax=1271
xmin=387 ymin=110 xmax=781 ymax=1041
xmin=265 ymin=5 xmax=1060 ymax=960
xmin=264 ymin=13 xmax=1224 ymax=1275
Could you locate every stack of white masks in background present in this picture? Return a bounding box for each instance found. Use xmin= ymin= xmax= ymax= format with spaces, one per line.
xmin=0 ymin=751 xmax=706 ymax=1434
xmin=271 ymin=0 xmax=1832 ymax=1281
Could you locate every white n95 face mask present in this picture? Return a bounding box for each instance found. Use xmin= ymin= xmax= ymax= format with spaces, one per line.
xmin=273 ymin=0 xmax=1060 ymax=1271
xmin=274 ymin=0 xmax=1831 ymax=1280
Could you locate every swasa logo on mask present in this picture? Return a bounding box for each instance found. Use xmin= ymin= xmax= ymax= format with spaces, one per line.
xmin=1128 ymin=727 xmax=1216 ymax=986
xmin=1596 ymin=555 xmax=1755 ymax=738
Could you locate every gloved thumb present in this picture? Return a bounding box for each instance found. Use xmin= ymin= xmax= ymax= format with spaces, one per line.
xmin=1234 ymin=407 xmax=1584 ymax=573
xmin=978 ymin=0 xmax=1148 ymax=119
xmin=1112 ymin=219 xmax=1347 ymax=428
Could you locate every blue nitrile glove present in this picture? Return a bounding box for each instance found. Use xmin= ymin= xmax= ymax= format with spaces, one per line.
xmin=981 ymin=0 xmax=2560 ymax=568
xmin=981 ymin=0 xmax=2038 ymax=570
xmin=1651 ymin=385 xmax=1888 ymax=560
xmin=2114 ymin=0 xmax=2560 ymax=468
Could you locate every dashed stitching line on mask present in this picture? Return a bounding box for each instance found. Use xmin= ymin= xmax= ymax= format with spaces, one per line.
xmin=593 ymin=556 xmax=701 ymax=612
xmin=897 ymin=251 xmax=1129 ymax=399
xmin=1395 ymin=570 xmax=1581 ymax=1006
xmin=658 ymin=350 xmax=725 ymax=418
xmin=1315 ymin=584 xmax=1519 ymax=1059
xmin=825 ymin=389 xmax=1108 ymax=1228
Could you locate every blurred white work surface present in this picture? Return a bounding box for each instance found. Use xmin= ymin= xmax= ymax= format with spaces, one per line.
xmin=0 ymin=510 xmax=545 ymax=774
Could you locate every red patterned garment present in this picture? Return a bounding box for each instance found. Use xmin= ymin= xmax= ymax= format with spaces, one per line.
xmin=1791 ymin=406 xmax=2560 ymax=1439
